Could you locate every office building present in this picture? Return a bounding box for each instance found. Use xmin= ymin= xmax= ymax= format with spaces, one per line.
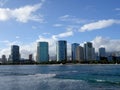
xmin=57 ymin=40 xmax=67 ymax=61
xmin=99 ymin=47 xmax=106 ymax=57
xmin=76 ymin=46 xmax=84 ymax=62
xmin=29 ymin=54 xmax=33 ymax=61
xmin=36 ymin=42 xmax=49 ymax=63
xmin=71 ymin=43 xmax=79 ymax=61
xmin=11 ymin=45 xmax=20 ymax=63
xmin=84 ymin=42 xmax=95 ymax=61
xmin=1 ymin=55 xmax=7 ymax=63
xmin=92 ymin=48 xmax=96 ymax=60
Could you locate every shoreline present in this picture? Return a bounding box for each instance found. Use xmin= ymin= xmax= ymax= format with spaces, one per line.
xmin=0 ymin=63 xmax=119 ymax=66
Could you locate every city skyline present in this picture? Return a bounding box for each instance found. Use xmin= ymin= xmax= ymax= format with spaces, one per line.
xmin=0 ymin=40 xmax=119 ymax=61
xmin=0 ymin=39 xmax=120 ymax=64
xmin=0 ymin=0 xmax=120 ymax=58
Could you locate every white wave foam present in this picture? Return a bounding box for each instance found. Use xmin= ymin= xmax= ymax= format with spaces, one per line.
xmin=61 ymin=70 xmax=78 ymax=73
xmin=28 ymin=73 xmax=56 ymax=79
xmin=96 ymin=79 xmax=105 ymax=82
xmin=71 ymin=70 xmax=78 ymax=73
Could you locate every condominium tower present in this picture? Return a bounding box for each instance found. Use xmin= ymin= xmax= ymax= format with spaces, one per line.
xmin=11 ymin=45 xmax=20 ymax=63
xmin=84 ymin=42 xmax=95 ymax=61
xmin=99 ymin=47 xmax=106 ymax=57
xmin=36 ymin=42 xmax=49 ymax=63
xmin=56 ymin=40 xmax=67 ymax=61
xmin=71 ymin=43 xmax=79 ymax=61
xmin=76 ymin=46 xmax=84 ymax=62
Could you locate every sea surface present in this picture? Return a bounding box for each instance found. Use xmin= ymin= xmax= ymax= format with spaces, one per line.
xmin=0 ymin=64 xmax=120 ymax=90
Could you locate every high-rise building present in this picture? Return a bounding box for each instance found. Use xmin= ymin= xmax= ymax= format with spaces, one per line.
xmin=92 ymin=48 xmax=96 ymax=60
xmin=11 ymin=45 xmax=20 ymax=63
xmin=99 ymin=47 xmax=106 ymax=57
xmin=71 ymin=43 xmax=79 ymax=61
xmin=1 ymin=55 xmax=7 ymax=63
xmin=84 ymin=42 xmax=95 ymax=61
xmin=29 ymin=54 xmax=33 ymax=61
xmin=36 ymin=42 xmax=49 ymax=63
xmin=57 ymin=40 xmax=67 ymax=61
xmin=76 ymin=46 xmax=84 ymax=62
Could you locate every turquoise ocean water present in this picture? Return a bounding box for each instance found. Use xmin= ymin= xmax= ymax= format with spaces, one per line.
xmin=0 ymin=64 xmax=120 ymax=90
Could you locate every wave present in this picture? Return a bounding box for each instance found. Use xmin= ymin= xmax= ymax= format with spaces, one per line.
xmin=54 ymin=75 xmax=120 ymax=86
xmin=28 ymin=73 xmax=56 ymax=78
xmin=61 ymin=70 xmax=78 ymax=74
xmin=91 ymin=73 xmax=120 ymax=77
xmin=88 ymin=79 xmax=120 ymax=85
xmin=0 ymin=72 xmax=56 ymax=79
xmin=0 ymin=72 xmax=29 ymax=76
xmin=71 ymin=70 xmax=78 ymax=73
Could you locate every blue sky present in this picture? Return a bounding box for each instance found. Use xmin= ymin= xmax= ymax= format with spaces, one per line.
xmin=0 ymin=0 xmax=120 ymax=59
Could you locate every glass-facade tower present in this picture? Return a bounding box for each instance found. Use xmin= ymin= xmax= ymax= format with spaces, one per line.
xmin=36 ymin=42 xmax=49 ymax=63
xmin=99 ymin=47 xmax=106 ymax=57
xmin=11 ymin=45 xmax=20 ymax=63
xmin=57 ymin=40 xmax=67 ymax=61
xmin=71 ymin=43 xmax=79 ymax=61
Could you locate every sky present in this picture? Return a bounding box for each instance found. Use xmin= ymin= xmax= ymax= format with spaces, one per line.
xmin=0 ymin=0 xmax=120 ymax=59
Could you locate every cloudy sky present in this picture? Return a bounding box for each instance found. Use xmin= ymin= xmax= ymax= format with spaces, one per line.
xmin=0 ymin=0 xmax=120 ymax=59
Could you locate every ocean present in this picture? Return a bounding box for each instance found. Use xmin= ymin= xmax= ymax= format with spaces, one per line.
xmin=0 ymin=64 xmax=120 ymax=90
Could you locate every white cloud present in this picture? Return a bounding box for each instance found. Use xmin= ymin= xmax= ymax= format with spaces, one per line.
xmin=52 ymin=31 xmax=73 ymax=40
xmin=0 ymin=0 xmax=45 ymax=23
xmin=53 ymin=24 xmax=63 ymax=27
xmin=59 ymin=15 xmax=70 ymax=20
xmin=115 ymin=8 xmax=120 ymax=11
xmin=92 ymin=36 xmax=120 ymax=52
xmin=0 ymin=40 xmax=37 ymax=59
xmin=16 ymin=36 xmax=20 ymax=39
xmin=0 ymin=8 xmax=11 ymax=21
xmin=54 ymin=25 xmax=78 ymax=39
xmin=79 ymin=19 xmax=120 ymax=32
xmin=32 ymin=26 xmax=37 ymax=29
xmin=0 ymin=0 xmax=8 ymax=7
xmin=43 ymin=32 xmax=50 ymax=35
xmin=0 ymin=47 xmax=10 ymax=58
xmin=59 ymin=15 xmax=88 ymax=24
xmin=20 ymin=42 xmax=37 ymax=59
xmin=0 ymin=40 xmax=20 ymax=46
xmin=0 ymin=40 xmax=9 ymax=43
xmin=0 ymin=40 xmax=21 ymax=58
xmin=66 ymin=25 xmax=79 ymax=32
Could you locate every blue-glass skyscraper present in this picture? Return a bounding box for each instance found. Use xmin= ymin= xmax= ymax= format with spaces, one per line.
xmin=36 ymin=42 xmax=49 ymax=63
xmin=71 ymin=43 xmax=79 ymax=61
xmin=57 ymin=40 xmax=67 ymax=61
xmin=99 ymin=47 xmax=106 ymax=57
xmin=11 ymin=45 xmax=20 ymax=63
